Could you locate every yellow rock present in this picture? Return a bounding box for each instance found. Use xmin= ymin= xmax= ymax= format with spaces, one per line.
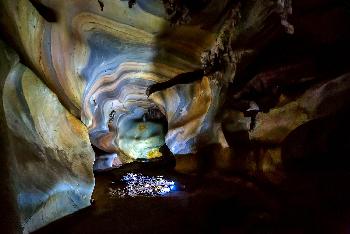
xmin=147 ymin=148 xmax=163 ymax=159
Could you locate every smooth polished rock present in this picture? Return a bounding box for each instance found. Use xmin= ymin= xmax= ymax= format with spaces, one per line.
xmin=150 ymin=76 xmax=228 ymax=154
xmin=0 ymin=41 xmax=95 ymax=233
xmin=0 ymin=0 xmax=285 ymax=160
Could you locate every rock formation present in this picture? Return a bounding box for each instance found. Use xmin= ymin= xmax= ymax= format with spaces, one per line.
xmin=0 ymin=0 xmax=349 ymax=232
xmin=0 ymin=41 xmax=95 ymax=233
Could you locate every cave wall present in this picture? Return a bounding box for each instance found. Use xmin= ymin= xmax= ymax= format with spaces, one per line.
xmin=0 ymin=0 xmax=294 ymax=162
xmin=0 ymin=40 xmax=95 ymax=233
xmin=0 ymin=0 xmax=349 ymax=232
xmin=0 ymin=0 xmax=227 ymax=162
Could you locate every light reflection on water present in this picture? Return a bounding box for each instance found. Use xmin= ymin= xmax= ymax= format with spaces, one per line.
xmin=109 ymin=173 xmax=176 ymax=198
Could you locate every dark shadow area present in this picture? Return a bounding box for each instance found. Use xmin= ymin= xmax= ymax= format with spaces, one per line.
xmin=35 ymin=107 xmax=350 ymax=233
xmin=29 ymin=0 xmax=57 ymax=22
xmin=146 ymin=69 xmax=204 ymax=96
xmin=227 ymin=0 xmax=350 ymax=114
xmin=282 ymin=108 xmax=350 ymax=173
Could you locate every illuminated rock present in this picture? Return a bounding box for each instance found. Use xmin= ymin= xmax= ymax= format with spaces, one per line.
xmin=0 ymin=41 xmax=95 ymax=233
xmin=150 ymin=76 xmax=228 ymax=154
xmin=0 ymin=0 xmax=290 ymax=161
xmin=0 ymin=0 xmax=227 ymax=160
xmin=0 ymin=0 xmax=349 ymax=232
xmin=249 ymin=73 xmax=350 ymax=144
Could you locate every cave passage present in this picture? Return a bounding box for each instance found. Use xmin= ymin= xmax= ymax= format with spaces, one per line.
xmin=0 ymin=0 xmax=350 ymax=233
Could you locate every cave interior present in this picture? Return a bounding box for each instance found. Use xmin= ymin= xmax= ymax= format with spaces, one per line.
xmin=0 ymin=0 xmax=350 ymax=233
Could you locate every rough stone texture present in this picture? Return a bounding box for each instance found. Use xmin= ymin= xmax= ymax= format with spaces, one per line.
xmin=222 ymin=110 xmax=251 ymax=133
xmin=249 ymin=73 xmax=350 ymax=144
xmin=0 ymin=41 xmax=95 ymax=233
xmin=216 ymin=73 xmax=350 ymax=185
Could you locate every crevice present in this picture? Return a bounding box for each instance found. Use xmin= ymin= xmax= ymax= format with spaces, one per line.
xmin=97 ymin=0 xmax=104 ymax=11
xmin=146 ymin=69 xmax=204 ymax=96
xmin=29 ymin=0 xmax=57 ymax=22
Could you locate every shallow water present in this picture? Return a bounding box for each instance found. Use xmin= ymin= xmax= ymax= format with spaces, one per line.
xmin=34 ymin=157 xmax=350 ymax=234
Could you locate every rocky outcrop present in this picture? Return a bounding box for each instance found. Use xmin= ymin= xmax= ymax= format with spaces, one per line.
xmin=0 ymin=41 xmax=95 ymax=233
xmin=250 ymin=73 xmax=350 ymax=144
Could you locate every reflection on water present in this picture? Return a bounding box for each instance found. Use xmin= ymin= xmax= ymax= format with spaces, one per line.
xmin=109 ymin=173 xmax=177 ymax=197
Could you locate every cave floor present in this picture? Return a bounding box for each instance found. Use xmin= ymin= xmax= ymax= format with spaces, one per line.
xmin=34 ymin=159 xmax=350 ymax=234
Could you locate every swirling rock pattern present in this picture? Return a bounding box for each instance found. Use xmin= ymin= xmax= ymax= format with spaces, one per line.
xmin=0 ymin=40 xmax=94 ymax=233
xmin=0 ymin=0 xmax=294 ymax=161
xmin=0 ymin=1 xmax=234 ymax=230
xmin=0 ymin=0 xmax=291 ymax=163
xmin=0 ymin=0 xmax=234 ymax=161
xmin=1 ymin=0 xmax=350 ymax=232
xmin=150 ymin=76 xmax=228 ymax=154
